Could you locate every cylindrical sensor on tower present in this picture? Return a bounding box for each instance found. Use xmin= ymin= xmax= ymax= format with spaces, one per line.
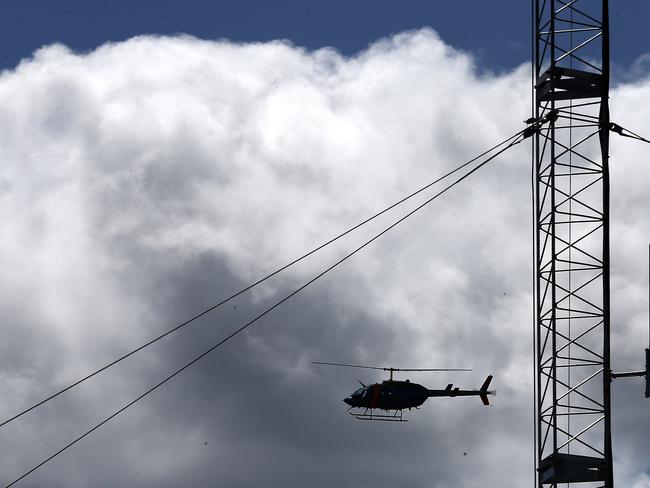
xmin=645 ymin=348 xmax=650 ymax=398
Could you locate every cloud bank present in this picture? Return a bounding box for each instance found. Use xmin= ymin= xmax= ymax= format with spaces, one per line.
xmin=0 ymin=29 xmax=648 ymax=487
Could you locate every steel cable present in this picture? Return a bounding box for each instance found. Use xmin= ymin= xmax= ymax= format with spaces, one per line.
xmin=0 ymin=129 xmax=525 ymax=432
xmin=5 ymin=131 xmax=528 ymax=487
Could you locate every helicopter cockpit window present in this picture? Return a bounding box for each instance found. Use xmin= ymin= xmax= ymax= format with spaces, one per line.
xmin=352 ymin=387 xmax=364 ymax=397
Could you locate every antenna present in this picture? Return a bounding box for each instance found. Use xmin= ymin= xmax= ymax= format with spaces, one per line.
xmin=533 ymin=2 xmax=614 ymax=484
xmin=533 ymin=3 xmax=648 ymax=486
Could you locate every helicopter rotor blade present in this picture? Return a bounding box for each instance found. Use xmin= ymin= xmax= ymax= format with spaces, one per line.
xmin=312 ymin=361 xmax=385 ymax=371
xmin=357 ymin=379 xmax=366 ymax=388
xmin=389 ymin=368 xmax=472 ymax=372
xmin=312 ymin=361 xmax=471 ymax=372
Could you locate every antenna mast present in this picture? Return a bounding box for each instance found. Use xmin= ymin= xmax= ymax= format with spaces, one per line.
xmin=533 ymin=0 xmax=613 ymax=486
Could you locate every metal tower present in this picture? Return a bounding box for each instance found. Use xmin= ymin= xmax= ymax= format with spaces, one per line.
xmin=533 ymin=0 xmax=613 ymax=486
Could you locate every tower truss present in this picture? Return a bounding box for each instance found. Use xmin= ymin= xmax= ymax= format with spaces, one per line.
xmin=534 ymin=1 xmax=612 ymax=487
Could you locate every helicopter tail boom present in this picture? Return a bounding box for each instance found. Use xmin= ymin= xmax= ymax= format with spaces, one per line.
xmin=426 ymin=375 xmax=494 ymax=405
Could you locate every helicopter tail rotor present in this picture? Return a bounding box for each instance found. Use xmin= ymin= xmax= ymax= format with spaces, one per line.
xmin=479 ymin=375 xmax=494 ymax=406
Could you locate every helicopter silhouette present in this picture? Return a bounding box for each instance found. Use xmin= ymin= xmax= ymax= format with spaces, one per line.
xmin=313 ymin=361 xmax=494 ymax=422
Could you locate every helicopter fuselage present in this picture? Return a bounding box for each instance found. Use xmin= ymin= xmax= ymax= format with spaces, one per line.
xmin=343 ymin=375 xmax=493 ymax=411
xmin=344 ymin=380 xmax=430 ymax=410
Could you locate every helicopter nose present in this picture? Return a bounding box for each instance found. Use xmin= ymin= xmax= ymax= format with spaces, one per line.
xmin=343 ymin=397 xmax=354 ymax=406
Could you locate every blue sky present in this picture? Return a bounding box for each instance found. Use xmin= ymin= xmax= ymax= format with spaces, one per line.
xmin=1 ymin=0 xmax=649 ymax=73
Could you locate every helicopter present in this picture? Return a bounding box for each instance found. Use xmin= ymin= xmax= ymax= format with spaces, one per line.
xmin=313 ymin=361 xmax=494 ymax=422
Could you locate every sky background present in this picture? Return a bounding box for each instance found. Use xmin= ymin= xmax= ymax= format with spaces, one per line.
xmin=1 ymin=0 xmax=650 ymax=74
xmin=0 ymin=2 xmax=649 ymax=488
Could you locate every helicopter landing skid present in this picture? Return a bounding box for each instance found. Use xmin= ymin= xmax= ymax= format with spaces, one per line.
xmin=349 ymin=408 xmax=406 ymax=422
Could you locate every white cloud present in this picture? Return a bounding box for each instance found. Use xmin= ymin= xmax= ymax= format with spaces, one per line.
xmin=0 ymin=29 xmax=648 ymax=487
